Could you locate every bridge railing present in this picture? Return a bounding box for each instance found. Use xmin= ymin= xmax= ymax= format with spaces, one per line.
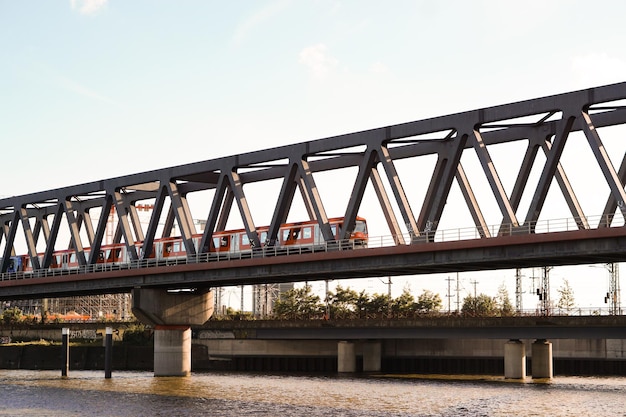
xmin=0 ymin=213 xmax=623 ymax=282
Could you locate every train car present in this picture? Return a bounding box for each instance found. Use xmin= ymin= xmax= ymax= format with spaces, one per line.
xmin=5 ymin=216 xmax=367 ymax=273
xmin=221 ymin=216 xmax=368 ymax=253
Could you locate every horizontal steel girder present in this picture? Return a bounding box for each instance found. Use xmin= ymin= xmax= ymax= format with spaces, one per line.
xmin=1 ymin=226 xmax=625 ymax=300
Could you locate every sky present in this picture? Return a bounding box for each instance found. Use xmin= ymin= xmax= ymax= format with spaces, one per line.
xmin=2 ymin=0 xmax=626 ymax=312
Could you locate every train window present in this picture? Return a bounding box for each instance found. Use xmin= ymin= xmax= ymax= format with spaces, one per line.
xmin=241 ymin=234 xmax=250 ymax=245
xmin=173 ymin=242 xmax=181 ymax=252
xmin=164 ymin=242 xmax=173 ymax=253
xmin=330 ymin=224 xmax=337 ymax=237
xmin=355 ymin=220 xmax=367 ymax=233
xmin=260 ymin=231 xmax=267 ymax=244
xmin=69 ymin=253 xmax=77 ymax=263
xmin=215 ymin=236 xmax=229 ymax=247
xmin=303 ymin=227 xmax=312 ymax=239
xmin=99 ymin=251 xmax=105 ymax=261
xmin=282 ymin=229 xmax=290 ymax=241
xmin=291 ymin=229 xmax=300 ymax=240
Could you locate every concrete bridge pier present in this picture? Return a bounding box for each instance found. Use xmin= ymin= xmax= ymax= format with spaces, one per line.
xmin=362 ymin=341 xmax=382 ymax=372
xmin=337 ymin=341 xmax=356 ymax=372
xmin=504 ymin=339 xmax=526 ymax=379
xmin=131 ymin=288 xmax=214 ymax=377
xmin=532 ymin=339 xmax=553 ymax=379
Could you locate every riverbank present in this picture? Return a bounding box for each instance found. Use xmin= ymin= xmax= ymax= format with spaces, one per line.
xmin=1 ymin=343 xmax=626 ymax=376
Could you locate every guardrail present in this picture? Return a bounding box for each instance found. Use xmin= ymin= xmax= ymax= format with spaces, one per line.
xmin=1 ymin=213 xmax=623 ymax=283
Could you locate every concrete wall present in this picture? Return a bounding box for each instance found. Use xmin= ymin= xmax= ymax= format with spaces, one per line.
xmin=194 ymin=338 xmax=626 ymax=360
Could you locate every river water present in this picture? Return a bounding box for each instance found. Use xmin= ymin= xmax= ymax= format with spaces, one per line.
xmin=1 ymin=370 xmax=626 ymax=416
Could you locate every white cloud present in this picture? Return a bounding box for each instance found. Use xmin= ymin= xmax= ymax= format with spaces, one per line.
xmin=70 ymin=0 xmax=108 ymax=16
xmin=299 ymin=44 xmax=338 ymax=79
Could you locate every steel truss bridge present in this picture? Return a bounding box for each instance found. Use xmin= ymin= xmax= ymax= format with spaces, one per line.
xmin=2 ymin=82 xmax=626 ymax=300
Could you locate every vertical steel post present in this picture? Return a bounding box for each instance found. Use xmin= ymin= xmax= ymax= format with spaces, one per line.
xmin=104 ymin=327 xmax=113 ymax=378
xmin=61 ymin=328 xmax=69 ymax=377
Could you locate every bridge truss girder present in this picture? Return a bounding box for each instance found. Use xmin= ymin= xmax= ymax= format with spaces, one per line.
xmin=2 ymin=82 xmax=626 ymax=272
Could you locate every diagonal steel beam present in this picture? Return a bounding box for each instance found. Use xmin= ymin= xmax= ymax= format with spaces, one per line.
xmin=455 ymin=163 xmax=490 ymax=238
xmin=167 ymin=181 xmax=197 ymax=256
xmin=0 ymin=212 xmax=19 ymax=272
xmin=581 ymin=110 xmax=626 ymax=220
xmin=41 ymin=203 xmax=64 ymax=268
xmin=227 ymin=170 xmax=261 ymax=249
xmin=472 ymin=129 xmax=518 ymax=227
xmin=524 ymin=115 xmax=576 ymax=227
xmin=64 ymin=200 xmax=87 ymax=266
xmin=298 ymin=159 xmax=333 ymax=241
xmin=599 ymin=153 xmax=626 ymax=228
xmin=267 ymin=163 xmax=299 ymax=246
xmin=342 ymin=149 xmax=378 ymax=240
xmin=369 ymin=159 xmax=406 ymax=244
xmin=378 ymin=145 xmax=418 ymax=241
xmin=199 ymin=174 xmax=229 ymax=254
xmin=541 ymin=139 xmax=588 ymax=229
xmin=112 ymin=191 xmax=139 ymax=261
xmin=418 ymin=134 xmax=468 ymax=236
xmin=87 ymin=197 xmax=113 ymax=264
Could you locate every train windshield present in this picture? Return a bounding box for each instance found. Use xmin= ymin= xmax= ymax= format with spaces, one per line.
xmin=354 ymin=220 xmax=367 ymax=234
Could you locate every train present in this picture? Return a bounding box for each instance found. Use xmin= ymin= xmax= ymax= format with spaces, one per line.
xmin=4 ymin=216 xmax=368 ymax=273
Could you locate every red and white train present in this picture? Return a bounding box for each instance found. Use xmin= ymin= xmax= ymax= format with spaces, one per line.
xmin=6 ymin=216 xmax=368 ymax=273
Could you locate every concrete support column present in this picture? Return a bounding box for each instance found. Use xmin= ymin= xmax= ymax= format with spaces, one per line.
xmin=131 ymin=288 xmax=214 ymax=377
xmin=362 ymin=341 xmax=382 ymax=372
xmin=532 ymin=339 xmax=553 ymax=379
xmin=504 ymin=339 xmax=526 ymax=379
xmin=154 ymin=325 xmax=192 ymax=377
xmin=337 ymin=341 xmax=356 ymax=373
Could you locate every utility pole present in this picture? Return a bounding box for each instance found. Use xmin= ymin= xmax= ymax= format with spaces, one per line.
xmin=456 ymin=272 xmax=460 ymax=313
xmin=539 ymin=266 xmax=552 ymax=316
xmin=605 ymin=263 xmax=621 ymax=315
xmin=471 ymin=279 xmax=479 ymax=298
xmin=446 ymin=276 xmax=454 ymax=313
xmin=515 ymin=268 xmax=523 ymax=314
xmin=387 ymin=277 xmax=392 ymax=316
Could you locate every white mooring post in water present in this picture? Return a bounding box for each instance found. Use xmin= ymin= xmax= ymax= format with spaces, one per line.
xmin=61 ymin=328 xmax=69 ymax=377
xmin=104 ymin=327 xmax=113 ymax=378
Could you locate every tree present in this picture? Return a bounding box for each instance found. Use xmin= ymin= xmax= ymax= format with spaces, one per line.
xmin=273 ymin=285 xmax=324 ymax=319
xmin=415 ymin=290 xmax=442 ymax=313
xmin=367 ymin=293 xmax=392 ymax=317
xmin=557 ymin=279 xmax=576 ymax=314
xmin=391 ymin=287 xmax=416 ymax=316
xmin=354 ymin=290 xmax=371 ymax=319
xmin=496 ymin=284 xmax=515 ymax=316
xmin=326 ymin=285 xmax=360 ymax=318
xmin=2 ymin=307 xmax=23 ymax=325
xmin=461 ymin=294 xmax=498 ymax=317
